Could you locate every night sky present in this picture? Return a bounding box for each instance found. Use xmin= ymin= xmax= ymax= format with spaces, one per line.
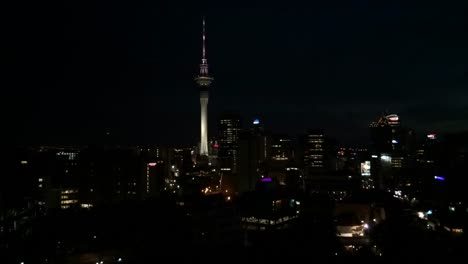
xmin=5 ymin=2 xmax=468 ymax=145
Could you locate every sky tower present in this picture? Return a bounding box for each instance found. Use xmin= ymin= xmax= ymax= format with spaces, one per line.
xmin=195 ymin=18 xmax=213 ymax=156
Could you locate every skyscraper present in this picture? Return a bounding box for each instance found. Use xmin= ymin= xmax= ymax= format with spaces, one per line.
xmin=236 ymin=119 xmax=271 ymax=193
xmin=369 ymin=113 xmax=401 ymax=154
xmin=217 ymin=112 xmax=241 ymax=173
xmin=369 ymin=113 xmax=402 ymax=190
xmin=304 ymin=129 xmax=326 ymax=175
xmin=195 ymin=18 xmax=213 ymax=157
xmin=270 ymin=134 xmax=294 ymax=162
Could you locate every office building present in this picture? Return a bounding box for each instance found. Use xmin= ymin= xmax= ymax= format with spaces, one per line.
xmin=304 ymin=129 xmax=327 ymax=176
xmin=266 ymin=134 xmax=296 ymax=187
xmin=270 ymin=134 xmax=294 ymax=162
xmin=217 ymin=113 xmax=241 ymax=173
xmin=239 ymin=178 xmax=299 ymax=231
xmin=237 ymin=119 xmax=271 ymax=193
xmin=369 ymin=113 xmax=401 ymax=155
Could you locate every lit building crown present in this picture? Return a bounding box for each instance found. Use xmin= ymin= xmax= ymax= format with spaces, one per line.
xmin=196 ymin=17 xmax=213 ymax=87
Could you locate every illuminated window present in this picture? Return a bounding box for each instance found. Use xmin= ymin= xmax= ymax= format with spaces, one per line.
xmin=61 ymin=199 xmax=78 ymax=204
xmin=61 ymin=189 xmax=78 ymax=194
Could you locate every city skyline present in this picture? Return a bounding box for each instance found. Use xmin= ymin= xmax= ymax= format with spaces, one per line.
xmin=4 ymin=4 xmax=468 ymax=262
xmin=5 ymin=4 xmax=468 ymax=145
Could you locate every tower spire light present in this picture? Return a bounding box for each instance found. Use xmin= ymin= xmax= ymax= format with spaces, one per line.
xmin=198 ymin=17 xmax=210 ymax=77
xmin=202 ymin=17 xmax=206 ymax=61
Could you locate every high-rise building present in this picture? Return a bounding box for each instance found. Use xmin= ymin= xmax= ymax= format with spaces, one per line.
xmin=369 ymin=113 xmax=401 ymax=155
xmin=138 ymin=147 xmax=167 ymax=198
xmin=266 ymin=134 xmax=295 ymax=185
xmin=217 ymin=113 xmax=241 ymax=173
xmin=270 ymin=134 xmax=294 ymax=162
xmin=304 ymin=129 xmax=327 ymax=177
xmin=251 ymin=118 xmax=269 ymax=163
xmin=369 ymin=113 xmax=403 ymax=190
xmin=237 ymin=119 xmax=270 ymax=193
xmin=195 ymin=18 xmax=213 ymax=157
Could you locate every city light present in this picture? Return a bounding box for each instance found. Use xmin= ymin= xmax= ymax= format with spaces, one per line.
xmin=360 ymin=161 xmax=371 ymax=176
xmin=253 ymin=118 xmax=260 ymax=125
xmin=261 ymin=177 xmax=272 ymax=182
xmin=392 ymin=139 xmax=398 ymax=144
xmin=148 ymin=162 xmax=157 ymax=167
xmin=427 ymin=134 xmax=437 ymax=139
xmin=386 ymin=114 xmax=399 ymax=121
xmin=434 ymin=176 xmax=445 ymax=181
xmin=381 ymin=155 xmax=391 ymax=162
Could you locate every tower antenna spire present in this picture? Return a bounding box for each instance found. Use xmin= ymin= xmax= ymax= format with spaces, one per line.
xmin=202 ymin=16 xmax=206 ymax=61
xmin=198 ymin=17 xmax=210 ymax=76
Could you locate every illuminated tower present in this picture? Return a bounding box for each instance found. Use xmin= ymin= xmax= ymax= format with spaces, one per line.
xmin=195 ymin=18 xmax=213 ymax=156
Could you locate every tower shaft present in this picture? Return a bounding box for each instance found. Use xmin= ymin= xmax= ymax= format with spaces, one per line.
xmin=200 ymin=97 xmax=209 ymax=155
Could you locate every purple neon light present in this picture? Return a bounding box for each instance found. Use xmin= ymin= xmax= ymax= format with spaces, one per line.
xmin=261 ymin=177 xmax=272 ymax=182
xmin=434 ymin=176 xmax=445 ymax=181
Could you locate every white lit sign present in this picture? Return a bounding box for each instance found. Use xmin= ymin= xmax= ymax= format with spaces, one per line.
xmin=381 ymin=155 xmax=391 ymax=162
xmin=361 ymin=161 xmax=371 ymax=176
xmin=386 ymin=114 xmax=399 ymax=122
